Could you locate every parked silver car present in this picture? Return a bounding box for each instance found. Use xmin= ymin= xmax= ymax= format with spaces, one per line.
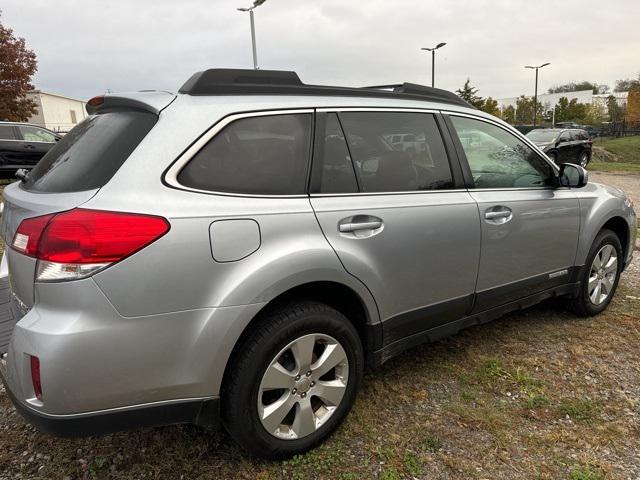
xmin=0 ymin=69 xmax=636 ymax=459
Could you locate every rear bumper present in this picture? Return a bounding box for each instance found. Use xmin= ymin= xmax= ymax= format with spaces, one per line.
xmin=0 ymin=365 xmax=219 ymax=436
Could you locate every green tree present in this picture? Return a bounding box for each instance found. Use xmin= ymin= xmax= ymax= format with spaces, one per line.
xmin=502 ymin=105 xmax=516 ymax=124
xmin=614 ymin=76 xmax=640 ymax=92
xmin=515 ymin=96 xmax=543 ymax=124
xmin=480 ymin=97 xmax=500 ymax=116
xmin=584 ymin=102 xmax=607 ymax=125
xmin=554 ymin=97 xmax=589 ymax=123
xmin=548 ymin=81 xmax=608 ymax=95
xmin=456 ymin=78 xmax=485 ymax=109
xmin=0 ymin=12 xmax=38 ymax=121
xmin=606 ymin=95 xmax=625 ymax=122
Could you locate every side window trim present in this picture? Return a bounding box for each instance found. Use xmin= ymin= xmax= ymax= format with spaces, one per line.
xmin=443 ymin=112 xmax=560 ymax=190
xmin=335 ymin=112 xmax=362 ymax=192
xmin=164 ymin=108 xmax=314 ymax=198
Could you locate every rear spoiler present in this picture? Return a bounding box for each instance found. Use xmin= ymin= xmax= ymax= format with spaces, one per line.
xmin=86 ymin=91 xmax=176 ymax=115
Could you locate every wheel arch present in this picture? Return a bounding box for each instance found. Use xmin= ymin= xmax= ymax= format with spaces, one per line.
xmin=219 ymin=280 xmax=381 ymax=399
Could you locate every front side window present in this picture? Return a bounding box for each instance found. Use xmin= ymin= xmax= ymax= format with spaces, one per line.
xmin=0 ymin=125 xmax=16 ymax=140
xmin=338 ymin=112 xmax=454 ymax=192
xmin=178 ymin=114 xmax=312 ymax=195
xmin=450 ymin=116 xmax=554 ymax=189
xmin=17 ymin=125 xmax=57 ymax=143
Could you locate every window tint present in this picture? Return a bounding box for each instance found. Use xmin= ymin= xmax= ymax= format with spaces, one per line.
xmin=0 ymin=125 xmax=16 ymax=140
xmin=178 ymin=114 xmax=311 ymax=195
xmin=17 ymin=125 xmax=57 ymax=143
xmin=24 ymin=111 xmax=157 ymax=193
xmin=339 ymin=112 xmax=453 ymax=192
xmin=558 ymin=131 xmax=571 ymax=142
xmin=315 ymin=113 xmax=358 ymax=194
xmin=450 ymin=116 xmax=554 ymax=189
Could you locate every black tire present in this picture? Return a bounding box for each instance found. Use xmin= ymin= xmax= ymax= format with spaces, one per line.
xmin=570 ymin=229 xmax=623 ymax=317
xmin=547 ymin=151 xmax=558 ymax=163
xmin=578 ymin=150 xmax=590 ymax=167
xmin=222 ymin=300 xmax=364 ymax=459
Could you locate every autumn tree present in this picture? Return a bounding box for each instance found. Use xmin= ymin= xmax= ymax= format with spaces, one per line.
xmin=0 ymin=12 xmax=38 ymax=121
xmin=625 ymin=83 xmax=640 ymax=122
xmin=456 ymin=79 xmax=485 ymax=109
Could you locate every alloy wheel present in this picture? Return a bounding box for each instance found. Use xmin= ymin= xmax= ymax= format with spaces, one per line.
xmin=588 ymin=244 xmax=618 ymax=306
xmin=257 ymin=333 xmax=349 ymax=440
xmin=579 ymin=152 xmax=589 ymax=167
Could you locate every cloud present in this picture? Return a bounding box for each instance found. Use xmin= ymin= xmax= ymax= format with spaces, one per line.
xmin=3 ymin=0 xmax=639 ymax=100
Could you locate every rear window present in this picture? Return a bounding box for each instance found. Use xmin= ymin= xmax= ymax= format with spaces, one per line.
xmin=23 ymin=110 xmax=157 ymax=193
xmin=177 ymin=114 xmax=312 ymax=195
xmin=0 ymin=125 xmax=16 ymax=140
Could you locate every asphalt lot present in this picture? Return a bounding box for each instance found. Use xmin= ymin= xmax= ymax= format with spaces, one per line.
xmin=0 ymin=172 xmax=638 ymax=479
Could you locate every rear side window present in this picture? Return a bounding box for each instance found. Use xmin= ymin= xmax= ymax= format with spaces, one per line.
xmin=17 ymin=125 xmax=57 ymax=143
xmin=24 ymin=110 xmax=157 ymax=193
xmin=0 ymin=125 xmax=16 ymax=140
xmin=338 ymin=112 xmax=454 ymax=192
xmin=178 ymin=114 xmax=312 ymax=195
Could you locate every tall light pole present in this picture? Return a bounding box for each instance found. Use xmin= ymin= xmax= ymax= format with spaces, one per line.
xmin=238 ymin=0 xmax=267 ymax=70
xmin=421 ymin=42 xmax=446 ymax=87
xmin=525 ymin=62 xmax=550 ymax=126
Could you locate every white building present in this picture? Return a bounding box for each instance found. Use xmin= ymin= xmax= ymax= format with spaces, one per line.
xmin=26 ymin=90 xmax=88 ymax=133
xmin=496 ymin=90 xmax=594 ymax=114
xmin=496 ymin=90 xmax=628 ymax=115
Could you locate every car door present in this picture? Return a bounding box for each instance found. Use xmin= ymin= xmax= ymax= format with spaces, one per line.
xmin=309 ymin=110 xmax=481 ymax=344
xmin=555 ymin=131 xmax=573 ymax=163
xmin=15 ymin=125 xmax=57 ymax=167
xmin=446 ymin=114 xmax=580 ymax=312
xmin=0 ymin=125 xmax=22 ymax=170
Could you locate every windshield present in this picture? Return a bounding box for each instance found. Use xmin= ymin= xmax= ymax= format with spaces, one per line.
xmin=23 ymin=110 xmax=157 ymax=193
xmin=526 ymin=129 xmax=560 ymax=143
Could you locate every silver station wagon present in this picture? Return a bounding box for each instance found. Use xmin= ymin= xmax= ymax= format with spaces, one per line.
xmin=0 ymin=69 xmax=636 ymax=459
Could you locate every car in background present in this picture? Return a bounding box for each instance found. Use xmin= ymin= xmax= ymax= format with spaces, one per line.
xmin=526 ymin=128 xmax=592 ymax=167
xmin=0 ymin=122 xmax=61 ymax=175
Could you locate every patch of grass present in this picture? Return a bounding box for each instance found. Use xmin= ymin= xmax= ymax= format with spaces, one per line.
xmin=559 ymin=398 xmax=596 ymax=422
xmin=461 ymin=390 xmax=477 ymax=403
xmin=421 ymin=434 xmax=442 ymax=453
xmin=379 ymin=468 xmax=401 ymax=480
xmin=403 ymin=452 xmax=423 ymax=476
xmin=588 ymin=161 xmax=640 ymax=172
xmin=569 ymin=464 xmax=604 ymax=480
xmin=597 ymin=136 xmax=640 ymax=163
xmin=524 ymin=393 xmax=550 ymax=409
xmin=480 ymin=357 xmax=507 ymax=379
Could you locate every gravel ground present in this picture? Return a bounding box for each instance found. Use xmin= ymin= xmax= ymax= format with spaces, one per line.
xmin=0 ymin=174 xmax=638 ymax=480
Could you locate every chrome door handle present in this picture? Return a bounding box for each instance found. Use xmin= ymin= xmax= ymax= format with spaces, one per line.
xmin=484 ymin=211 xmax=511 ymax=220
xmin=484 ymin=207 xmax=513 ymax=225
xmin=339 ymin=221 xmax=382 ymax=233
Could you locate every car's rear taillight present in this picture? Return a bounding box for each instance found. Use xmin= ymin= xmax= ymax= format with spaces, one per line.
xmin=30 ymin=355 xmax=42 ymax=401
xmin=11 ymin=209 xmax=170 ymax=282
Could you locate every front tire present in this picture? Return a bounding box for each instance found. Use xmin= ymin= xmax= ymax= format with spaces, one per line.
xmin=547 ymin=151 xmax=558 ymax=163
xmin=222 ymin=301 xmax=364 ymax=459
xmin=570 ymin=229 xmax=622 ymax=316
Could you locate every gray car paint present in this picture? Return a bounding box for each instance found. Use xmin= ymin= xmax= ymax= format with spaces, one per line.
xmin=0 ymin=91 xmax=636 ymax=421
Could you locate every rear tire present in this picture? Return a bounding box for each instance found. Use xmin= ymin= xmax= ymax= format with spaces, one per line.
xmin=578 ymin=151 xmax=590 ymax=167
xmin=570 ymin=229 xmax=622 ymax=317
xmin=222 ymin=301 xmax=363 ymax=459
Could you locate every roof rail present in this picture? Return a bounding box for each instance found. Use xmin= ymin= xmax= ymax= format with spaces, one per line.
xmin=179 ymin=69 xmax=472 ymax=108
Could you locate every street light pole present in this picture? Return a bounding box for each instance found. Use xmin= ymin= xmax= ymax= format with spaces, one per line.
xmin=421 ymin=42 xmax=446 ymax=87
xmin=525 ymin=62 xmax=550 ymax=126
xmin=238 ymin=1 xmax=267 ymax=70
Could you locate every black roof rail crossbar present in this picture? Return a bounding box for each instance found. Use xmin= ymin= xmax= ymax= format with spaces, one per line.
xmin=179 ymin=69 xmax=472 ymax=108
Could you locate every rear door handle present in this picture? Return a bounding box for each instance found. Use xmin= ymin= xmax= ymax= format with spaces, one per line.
xmin=339 ymin=220 xmax=382 ymax=233
xmin=23 ymin=144 xmax=35 ymax=149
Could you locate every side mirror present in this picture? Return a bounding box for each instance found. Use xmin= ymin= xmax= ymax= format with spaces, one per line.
xmin=559 ymin=163 xmax=588 ymax=188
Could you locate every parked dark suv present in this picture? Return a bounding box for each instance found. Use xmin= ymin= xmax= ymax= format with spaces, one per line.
xmin=526 ymin=128 xmax=592 ymax=167
xmin=0 ymin=122 xmax=60 ymax=175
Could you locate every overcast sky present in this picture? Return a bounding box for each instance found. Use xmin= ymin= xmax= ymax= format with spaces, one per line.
xmin=3 ymin=0 xmax=639 ymax=100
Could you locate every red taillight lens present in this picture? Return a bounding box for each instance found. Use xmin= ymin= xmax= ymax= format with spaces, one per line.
xmin=11 ymin=214 xmax=55 ymax=256
xmin=30 ymin=355 xmax=42 ymax=401
xmin=36 ymin=209 xmax=170 ymax=264
xmin=11 ymin=209 xmax=170 ymax=281
xmin=87 ymin=95 xmax=105 ymax=107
